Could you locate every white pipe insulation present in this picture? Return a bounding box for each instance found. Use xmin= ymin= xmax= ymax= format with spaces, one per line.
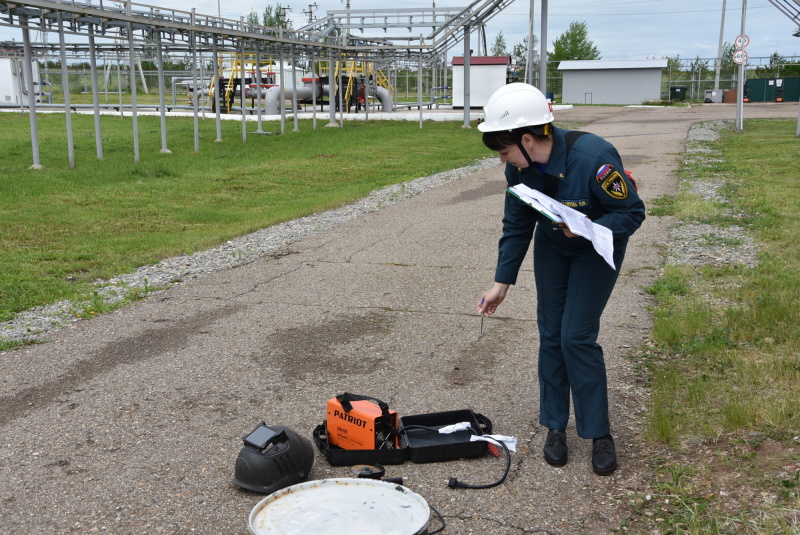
xmin=263 ymin=84 xmax=393 ymax=115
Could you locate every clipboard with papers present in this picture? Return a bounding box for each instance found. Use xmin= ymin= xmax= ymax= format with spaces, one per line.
xmin=507 ymin=184 xmax=617 ymax=270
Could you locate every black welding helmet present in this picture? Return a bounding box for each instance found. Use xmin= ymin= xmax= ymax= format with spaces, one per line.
xmin=233 ymin=422 xmax=314 ymax=494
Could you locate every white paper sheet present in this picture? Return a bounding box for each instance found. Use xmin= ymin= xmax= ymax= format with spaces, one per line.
xmin=469 ymin=434 xmax=518 ymax=453
xmin=508 ymin=184 xmax=616 ymax=270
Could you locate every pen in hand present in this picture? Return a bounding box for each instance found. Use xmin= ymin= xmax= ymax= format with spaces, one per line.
xmin=480 ymin=299 xmax=485 ymax=336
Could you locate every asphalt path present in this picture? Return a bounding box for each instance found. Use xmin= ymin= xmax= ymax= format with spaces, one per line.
xmin=1 ymin=103 xmax=795 ymax=534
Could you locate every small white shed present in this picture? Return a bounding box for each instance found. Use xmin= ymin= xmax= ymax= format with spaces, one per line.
xmin=558 ymin=59 xmax=668 ymax=105
xmin=451 ymin=56 xmax=511 ymax=108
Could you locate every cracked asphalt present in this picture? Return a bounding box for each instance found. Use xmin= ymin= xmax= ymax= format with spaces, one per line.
xmin=1 ymin=103 xmax=795 ymax=534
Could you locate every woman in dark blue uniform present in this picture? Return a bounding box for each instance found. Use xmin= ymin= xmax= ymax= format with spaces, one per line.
xmin=476 ymin=83 xmax=645 ymax=475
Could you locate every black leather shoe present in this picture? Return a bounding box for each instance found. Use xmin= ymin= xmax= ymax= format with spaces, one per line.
xmin=543 ymin=429 xmax=568 ymax=467
xmin=592 ymin=435 xmax=617 ymax=476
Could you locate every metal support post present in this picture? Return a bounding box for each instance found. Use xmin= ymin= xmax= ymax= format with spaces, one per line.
xmin=796 ymin=98 xmax=800 ymax=137
xmin=87 ymin=25 xmax=103 ymax=159
xmin=212 ymin=37 xmax=223 ymax=143
xmin=419 ymin=36 xmax=424 ymax=129
xmin=126 ymin=19 xmax=141 ymax=163
xmin=57 ymin=12 xmax=75 ymax=169
xmin=255 ymin=47 xmax=264 ymax=134
xmin=462 ymin=25 xmax=471 ymax=129
xmin=21 ymin=16 xmax=44 ymax=169
xmin=526 ymin=0 xmax=535 ymax=85
xmin=191 ymin=11 xmax=199 ymax=153
xmin=310 ymin=50 xmax=317 ymax=130
xmin=240 ymin=41 xmax=247 ymax=143
xmin=291 ymin=47 xmax=299 ymax=132
xmin=279 ymin=44 xmax=286 ymax=134
xmin=155 ymin=30 xmax=171 ymax=153
xmin=735 ymin=0 xmax=747 ymax=132
xmin=364 ymin=64 xmax=369 ymax=121
xmin=327 ymin=50 xmax=337 ymax=127
xmin=539 ymin=0 xmax=548 ymax=96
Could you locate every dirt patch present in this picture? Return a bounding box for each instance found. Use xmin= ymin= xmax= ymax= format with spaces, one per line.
xmin=254 ymin=312 xmax=395 ymax=379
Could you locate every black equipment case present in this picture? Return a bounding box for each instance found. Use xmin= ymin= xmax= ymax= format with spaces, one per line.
xmin=313 ymin=397 xmax=493 ymax=467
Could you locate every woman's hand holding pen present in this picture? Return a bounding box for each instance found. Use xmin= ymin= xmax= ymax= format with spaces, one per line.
xmin=553 ymin=222 xmax=578 ymax=238
xmin=477 ymin=282 xmax=510 ymax=317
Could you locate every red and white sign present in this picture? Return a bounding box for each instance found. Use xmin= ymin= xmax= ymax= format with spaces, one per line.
xmin=734 ymin=34 xmax=750 ymax=49
xmin=733 ymin=49 xmax=748 ymax=64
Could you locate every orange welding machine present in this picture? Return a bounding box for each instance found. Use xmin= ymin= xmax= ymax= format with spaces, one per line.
xmin=326 ymin=393 xmax=399 ymax=450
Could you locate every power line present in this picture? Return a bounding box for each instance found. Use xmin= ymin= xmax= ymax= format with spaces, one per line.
xmin=546 ymin=6 xmax=771 ymax=18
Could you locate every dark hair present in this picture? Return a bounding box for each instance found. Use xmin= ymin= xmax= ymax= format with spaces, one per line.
xmin=481 ymin=125 xmax=553 ymax=151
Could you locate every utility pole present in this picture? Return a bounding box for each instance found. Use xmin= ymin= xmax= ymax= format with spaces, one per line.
xmin=303 ymin=3 xmax=318 ymax=24
xmin=525 ymin=0 xmax=535 ymax=85
xmin=714 ymin=0 xmax=726 ymax=90
xmin=539 ymin=0 xmax=548 ymax=96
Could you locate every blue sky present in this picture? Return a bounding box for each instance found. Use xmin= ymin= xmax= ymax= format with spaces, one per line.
xmin=2 ymin=0 xmax=798 ymax=63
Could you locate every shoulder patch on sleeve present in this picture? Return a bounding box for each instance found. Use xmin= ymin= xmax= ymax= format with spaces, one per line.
xmin=596 ymin=164 xmax=614 ymax=183
xmin=600 ymin=170 xmax=629 ymax=200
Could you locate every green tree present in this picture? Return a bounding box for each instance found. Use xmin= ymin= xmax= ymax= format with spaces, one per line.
xmin=547 ymin=21 xmax=600 ymax=95
xmin=780 ymin=61 xmax=800 ymax=77
xmin=246 ymin=4 xmax=292 ymax=31
xmin=513 ymin=36 xmax=540 ymax=83
xmin=262 ymin=4 xmax=291 ymax=29
xmin=688 ymin=56 xmax=710 ymax=99
xmin=549 ymin=21 xmax=600 ymax=62
xmin=711 ymin=42 xmax=739 ymax=89
xmin=689 ymin=56 xmax=709 ymax=78
xmin=512 ymin=38 xmax=528 ymax=69
xmin=719 ymin=42 xmax=737 ymax=74
xmin=755 ymin=52 xmax=787 ymax=78
xmin=491 ymin=31 xmax=508 ymax=56
xmin=246 ymin=9 xmax=259 ymax=27
xmin=665 ymin=56 xmax=682 ymax=76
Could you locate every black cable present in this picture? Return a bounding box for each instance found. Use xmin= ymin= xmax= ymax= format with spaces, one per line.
xmin=427 ymin=502 xmax=446 ymax=534
xmin=398 ymin=424 xmax=512 ymax=490
xmin=399 ymin=424 xmax=445 ymax=434
xmin=447 ymin=438 xmax=511 ymax=490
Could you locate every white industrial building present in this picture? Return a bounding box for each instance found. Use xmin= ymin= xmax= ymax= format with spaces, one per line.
xmin=558 ymin=59 xmax=668 ymax=105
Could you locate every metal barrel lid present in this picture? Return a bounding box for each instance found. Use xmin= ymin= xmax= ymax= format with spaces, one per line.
xmin=249 ymin=478 xmax=430 ymax=535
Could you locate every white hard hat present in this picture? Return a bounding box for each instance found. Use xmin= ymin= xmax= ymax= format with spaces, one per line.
xmin=477 ymin=83 xmax=554 ymax=133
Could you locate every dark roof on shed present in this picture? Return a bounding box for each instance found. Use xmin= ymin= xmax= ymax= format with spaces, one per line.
xmin=452 ymin=56 xmax=511 ymax=66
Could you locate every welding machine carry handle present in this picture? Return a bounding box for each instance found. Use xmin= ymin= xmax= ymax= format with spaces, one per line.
xmin=335 ymin=392 xmax=393 ymax=420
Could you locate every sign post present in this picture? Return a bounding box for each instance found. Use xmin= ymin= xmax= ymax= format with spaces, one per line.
xmin=734 ymin=0 xmax=748 ymax=132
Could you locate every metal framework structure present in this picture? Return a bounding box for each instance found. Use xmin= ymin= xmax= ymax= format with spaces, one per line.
xmin=0 ymin=0 xmax=514 ymax=168
xmin=0 ymin=0 xmax=516 ymax=168
xmin=0 ymin=0 xmax=514 ymax=61
xmin=767 ymin=0 xmax=800 ymax=36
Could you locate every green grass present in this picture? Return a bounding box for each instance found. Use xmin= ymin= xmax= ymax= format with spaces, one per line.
xmin=0 ymin=112 xmax=493 ymax=323
xmin=631 ymin=119 xmax=800 ymax=533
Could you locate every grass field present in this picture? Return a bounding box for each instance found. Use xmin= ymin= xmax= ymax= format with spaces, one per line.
xmin=628 ymin=119 xmax=800 ymax=533
xmin=0 ymin=112 xmax=490 ymax=323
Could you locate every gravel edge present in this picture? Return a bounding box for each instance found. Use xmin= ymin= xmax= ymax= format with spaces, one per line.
xmin=2 ymin=158 xmax=498 ymax=346
xmin=666 ymin=119 xmax=759 ymax=269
